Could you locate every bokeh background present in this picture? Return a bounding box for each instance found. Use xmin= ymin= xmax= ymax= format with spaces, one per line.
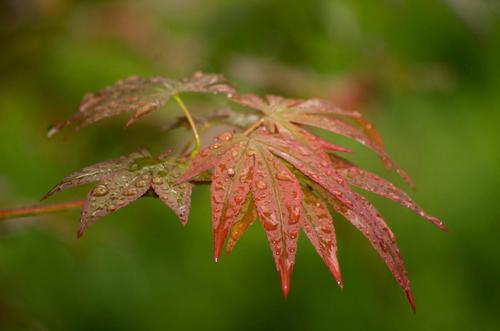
xmin=1 ymin=0 xmax=499 ymax=330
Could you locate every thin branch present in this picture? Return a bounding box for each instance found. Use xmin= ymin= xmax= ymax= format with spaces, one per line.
xmin=0 ymin=200 xmax=85 ymax=221
xmin=173 ymin=94 xmax=201 ymax=157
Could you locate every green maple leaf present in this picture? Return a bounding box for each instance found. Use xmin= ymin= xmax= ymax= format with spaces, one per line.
xmin=43 ymin=149 xmax=192 ymax=237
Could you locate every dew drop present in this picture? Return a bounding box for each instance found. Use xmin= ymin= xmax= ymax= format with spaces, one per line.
xmin=230 ymin=223 xmax=244 ymax=240
xmin=142 ymin=174 xmax=150 ymax=180
xmin=217 ymin=132 xmax=233 ymax=142
xmin=298 ymin=147 xmax=311 ymax=156
xmin=276 ymin=171 xmax=292 ymax=181
xmin=92 ymin=184 xmax=109 ymax=197
xmin=246 ymin=149 xmax=256 ymax=156
xmin=234 ymin=195 xmax=243 ymax=204
xmin=136 ymin=180 xmax=148 ymax=188
xmin=227 ymin=168 xmax=235 ymax=176
xmin=256 ymin=180 xmax=267 ymax=189
xmin=152 ymin=177 xmax=163 ymax=185
xmin=123 ymin=187 xmax=138 ymax=196
xmin=210 ymin=143 xmax=221 ymax=150
xmin=107 ymin=204 xmax=117 ymax=212
xmin=263 ymin=219 xmax=278 ymax=231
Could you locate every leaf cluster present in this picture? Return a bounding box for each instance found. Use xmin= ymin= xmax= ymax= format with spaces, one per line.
xmin=44 ymin=72 xmax=445 ymax=309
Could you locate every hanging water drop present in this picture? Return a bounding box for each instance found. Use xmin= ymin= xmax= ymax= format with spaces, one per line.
xmin=92 ymin=184 xmax=109 ymax=197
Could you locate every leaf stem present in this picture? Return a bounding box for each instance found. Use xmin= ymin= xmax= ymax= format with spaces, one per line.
xmin=244 ymin=118 xmax=264 ymax=136
xmin=0 ymin=200 xmax=85 ymax=221
xmin=173 ymin=94 xmax=201 ymax=157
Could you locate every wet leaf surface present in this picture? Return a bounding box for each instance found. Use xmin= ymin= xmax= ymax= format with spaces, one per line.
xmin=36 ymin=74 xmax=446 ymax=310
xmin=48 ymin=72 xmax=236 ymax=136
xmin=43 ymin=150 xmax=192 ymax=237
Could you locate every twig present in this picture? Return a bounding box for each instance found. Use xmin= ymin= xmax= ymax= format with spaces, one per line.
xmin=0 ymin=200 xmax=85 ymax=221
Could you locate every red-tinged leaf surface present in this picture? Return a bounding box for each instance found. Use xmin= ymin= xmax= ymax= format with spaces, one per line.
xmin=330 ymin=155 xmax=447 ymax=231
xmin=252 ymin=129 xmax=415 ymax=307
xmin=210 ymin=140 xmax=254 ymax=261
xmin=251 ymin=147 xmax=302 ymax=298
xmin=300 ymin=189 xmax=342 ymax=287
xmin=48 ymin=72 xmax=236 ymax=136
xmin=232 ymin=93 xmax=413 ymax=187
xmin=292 ymin=98 xmax=362 ymax=118
xmin=226 ymin=198 xmax=257 ymax=254
xmin=180 ymin=131 xmax=304 ymax=296
xmin=178 ymin=132 xmax=245 ymax=183
xmin=313 ymin=182 xmax=415 ymax=311
xmin=42 ymin=150 xmax=192 ymax=236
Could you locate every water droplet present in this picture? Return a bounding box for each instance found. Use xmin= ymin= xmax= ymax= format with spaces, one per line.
xmin=179 ymin=183 xmax=187 ymax=189
xmin=288 ymin=231 xmax=298 ymax=239
xmin=288 ymin=214 xmax=300 ymax=225
xmin=217 ymin=132 xmax=233 ymax=141
xmin=246 ymin=149 xmax=256 ymax=156
xmin=123 ymin=187 xmax=138 ymax=196
xmin=152 ymin=177 xmax=163 ymax=185
xmin=263 ymin=219 xmax=278 ymax=231
xmin=227 ymin=168 xmax=235 ymax=176
xmin=276 ymin=171 xmax=292 ymax=181
xmin=234 ymin=195 xmax=243 ymax=204
xmin=210 ymin=143 xmax=221 ymax=150
xmin=142 ymin=174 xmax=150 ymax=180
xmin=239 ymin=173 xmax=249 ymax=183
xmin=92 ymin=184 xmax=109 ymax=197
xmin=230 ymin=223 xmax=244 ymax=240
xmin=298 ymin=147 xmax=311 ymax=156
xmin=107 ymin=204 xmax=116 ymax=212
xmin=136 ymin=180 xmax=148 ymax=188
xmin=256 ymin=180 xmax=267 ymax=189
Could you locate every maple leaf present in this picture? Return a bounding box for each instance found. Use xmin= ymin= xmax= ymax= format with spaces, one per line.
xmin=48 ymin=72 xmax=236 ymax=136
xmin=179 ymin=131 xmax=303 ymax=297
xmin=42 ymin=150 xmax=192 ymax=237
xmin=178 ymin=119 xmax=444 ymax=309
xmin=232 ymin=94 xmax=413 ymax=187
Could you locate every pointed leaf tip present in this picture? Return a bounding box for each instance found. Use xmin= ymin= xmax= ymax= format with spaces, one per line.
xmin=279 ymin=261 xmax=293 ymax=300
xmin=405 ymin=288 xmax=416 ymax=312
xmin=213 ymin=228 xmax=228 ymax=263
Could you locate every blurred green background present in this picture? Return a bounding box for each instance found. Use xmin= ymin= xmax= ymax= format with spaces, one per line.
xmin=1 ymin=0 xmax=499 ymax=330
